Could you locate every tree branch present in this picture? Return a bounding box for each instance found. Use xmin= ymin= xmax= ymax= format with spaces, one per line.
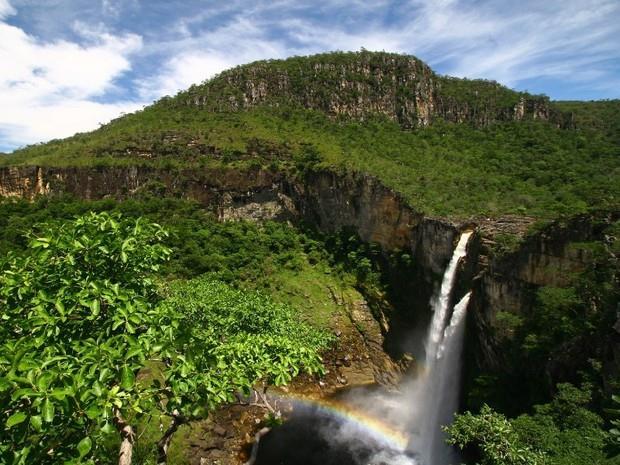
xmin=157 ymin=409 xmax=187 ymax=465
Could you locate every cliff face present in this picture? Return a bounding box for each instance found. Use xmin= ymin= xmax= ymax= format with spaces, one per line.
xmin=2 ymin=164 xmax=615 ymax=394
xmin=467 ymin=212 xmax=620 ymax=400
xmin=172 ymin=52 xmax=570 ymax=129
xmin=0 ymin=165 xmax=459 ymax=276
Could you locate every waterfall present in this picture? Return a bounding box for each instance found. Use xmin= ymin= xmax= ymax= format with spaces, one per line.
xmin=424 ymin=231 xmax=472 ymax=368
xmin=407 ymin=231 xmax=472 ymax=465
xmin=251 ymin=231 xmax=475 ymax=465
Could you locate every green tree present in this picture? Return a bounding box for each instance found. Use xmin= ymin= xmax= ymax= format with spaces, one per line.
xmin=0 ymin=212 xmax=171 ymax=465
xmin=1 ymin=212 xmax=332 ymax=465
xmin=447 ymin=384 xmax=614 ymax=465
xmin=445 ymin=405 xmax=547 ymax=465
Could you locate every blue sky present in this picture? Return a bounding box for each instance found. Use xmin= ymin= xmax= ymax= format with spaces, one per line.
xmin=1 ymin=0 xmax=619 ymax=152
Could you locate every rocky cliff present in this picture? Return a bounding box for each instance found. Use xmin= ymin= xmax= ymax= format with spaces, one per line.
xmin=1 ymin=164 xmax=616 ymax=399
xmin=0 ymin=165 xmax=459 ymax=275
xmin=169 ymin=51 xmax=571 ymax=129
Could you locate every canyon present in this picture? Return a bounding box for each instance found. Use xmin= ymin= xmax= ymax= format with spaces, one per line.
xmin=1 ymin=163 xmax=615 ymax=397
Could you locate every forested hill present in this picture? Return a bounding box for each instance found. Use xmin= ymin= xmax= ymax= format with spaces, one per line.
xmin=1 ymin=51 xmax=619 ymax=219
xmin=165 ymin=51 xmax=570 ymax=128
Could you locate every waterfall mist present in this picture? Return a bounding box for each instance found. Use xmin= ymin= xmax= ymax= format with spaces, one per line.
xmin=256 ymin=232 xmax=474 ymax=465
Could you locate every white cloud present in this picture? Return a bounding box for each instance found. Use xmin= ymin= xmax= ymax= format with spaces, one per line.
xmin=0 ymin=0 xmax=15 ymax=19
xmin=140 ymin=0 xmax=619 ymax=104
xmin=138 ymin=17 xmax=291 ymax=99
xmin=1 ymin=0 xmax=619 ymax=151
xmin=0 ymin=20 xmax=144 ymax=150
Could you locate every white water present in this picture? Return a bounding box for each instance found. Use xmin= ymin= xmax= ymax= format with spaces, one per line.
xmin=406 ymin=231 xmax=473 ymax=465
xmin=260 ymin=232 xmax=475 ymax=465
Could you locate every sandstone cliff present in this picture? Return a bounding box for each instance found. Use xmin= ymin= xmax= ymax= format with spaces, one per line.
xmin=169 ymin=51 xmax=571 ymax=129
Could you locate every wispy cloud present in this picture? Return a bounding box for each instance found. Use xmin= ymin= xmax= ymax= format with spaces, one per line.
xmin=0 ymin=0 xmax=15 ymax=19
xmin=1 ymin=0 xmax=619 ymax=151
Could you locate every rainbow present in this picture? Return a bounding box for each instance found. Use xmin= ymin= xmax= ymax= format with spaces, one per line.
xmin=268 ymin=391 xmax=410 ymax=451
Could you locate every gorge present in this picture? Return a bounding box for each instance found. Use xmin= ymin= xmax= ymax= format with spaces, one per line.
xmin=0 ymin=51 xmax=618 ymax=465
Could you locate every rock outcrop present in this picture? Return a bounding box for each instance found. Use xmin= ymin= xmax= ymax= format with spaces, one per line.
xmin=170 ymin=51 xmax=571 ymax=129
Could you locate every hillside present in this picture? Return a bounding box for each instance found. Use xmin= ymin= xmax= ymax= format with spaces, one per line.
xmin=1 ymin=51 xmax=618 ymax=219
xmin=1 ymin=51 xmax=619 ymax=465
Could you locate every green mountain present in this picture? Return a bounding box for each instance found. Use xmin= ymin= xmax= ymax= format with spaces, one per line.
xmin=1 ymin=51 xmax=618 ymax=219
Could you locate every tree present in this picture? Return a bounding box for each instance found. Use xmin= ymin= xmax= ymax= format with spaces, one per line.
xmin=445 ymin=405 xmax=548 ymax=465
xmin=1 ymin=212 xmax=332 ymax=465
xmin=446 ymin=384 xmax=613 ymax=465
xmin=0 ymin=212 xmax=170 ymax=464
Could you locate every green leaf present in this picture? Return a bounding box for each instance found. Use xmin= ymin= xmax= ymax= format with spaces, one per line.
xmin=0 ymin=377 xmax=11 ymax=392
xmin=6 ymin=412 xmax=27 ymax=428
xmin=30 ymin=415 xmax=42 ymax=432
xmin=50 ymin=388 xmax=70 ymax=401
xmin=92 ymin=380 xmax=104 ymax=397
xmin=120 ymin=366 xmax=135 ymax=390
xmin=76 ymin=436 xmax=92 ymax=458
xmin=90 ymin=299 xmax=100 ymax=317
xmin=55 ymin=299 xmax=65 ymax=315
xmin=101 ymin=422 xmax=115 ymax=435
xmin=124 ymin=346 xmax=144 ymax=362
xmin=42 ymin=399 xmax=55 ymax=423
xmin=85 ymin=404 xmax=101 ymax=419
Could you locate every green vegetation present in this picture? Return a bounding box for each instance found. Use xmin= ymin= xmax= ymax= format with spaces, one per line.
xmin=0 ymin=212 xmax=332 ymax=464
xmin=467 ymin=220 xmax=620 ymax=413
xmin=0 ymin=196 xmax=382 ymax=328
xmin=447 ymin=384 xmax=619 ymax=465
xmin=0 ymin=212 xmax=170 ymax=464
xmin=1 ymin=52 xmax=617 ymax=219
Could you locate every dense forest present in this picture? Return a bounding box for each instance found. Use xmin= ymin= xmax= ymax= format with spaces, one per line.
xmin=1 ymin=51 xmax=619 ymax=465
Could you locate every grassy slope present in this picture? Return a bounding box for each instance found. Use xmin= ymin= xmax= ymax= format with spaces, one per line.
xmin=0 ymin=52 xmax=618 ymax=220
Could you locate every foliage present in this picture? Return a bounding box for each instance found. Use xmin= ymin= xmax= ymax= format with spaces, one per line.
xmin=446 ymin=405 xmax=547 ymax=465
xmin=0 ymin=196 xmax=387 ymax=329
xmin=448 ymin=384 xmax=616 ymax=465
xmin=511 ymin=384 xmax=609 ymax=465
xmin=607 ymin=394 xmax=620 ymax=457
xmin=154 ymin=277 xmax=332 ymax=420
xmin=0 ymin=211 xmax=334 ymax=464
xmin=0 ymin=212 xmax=171 ymax=464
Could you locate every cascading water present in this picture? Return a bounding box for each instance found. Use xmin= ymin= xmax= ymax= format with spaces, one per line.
xmin=406 ymin=231 xmax=473 ymax=465
xmin=254 ymin=232 xmax=474 ymax=465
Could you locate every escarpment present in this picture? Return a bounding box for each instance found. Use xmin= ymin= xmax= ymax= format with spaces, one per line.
xmin=0 ymin=165 xmax=459 ymax=280
xmin=170 ymin=51 xmax=571 ymax=128
xmin=2 ymin=165 xmax=615 ymax=376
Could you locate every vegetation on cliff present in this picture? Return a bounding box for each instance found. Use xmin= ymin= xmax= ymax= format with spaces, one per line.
xmin=0 ymin=52 xmax=617 ymax=219
xmin=448 ymin=384 xmax=617 ymax=465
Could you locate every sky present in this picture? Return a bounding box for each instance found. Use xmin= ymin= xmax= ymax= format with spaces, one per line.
xmin=0 ymin=0 xmax=619 ymax=152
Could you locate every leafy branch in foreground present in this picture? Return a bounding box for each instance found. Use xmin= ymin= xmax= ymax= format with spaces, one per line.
xmin=0 ymin=212 xmax=332 ymax=464
xmin=0 ymin=212 xmax=171 ymax=465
